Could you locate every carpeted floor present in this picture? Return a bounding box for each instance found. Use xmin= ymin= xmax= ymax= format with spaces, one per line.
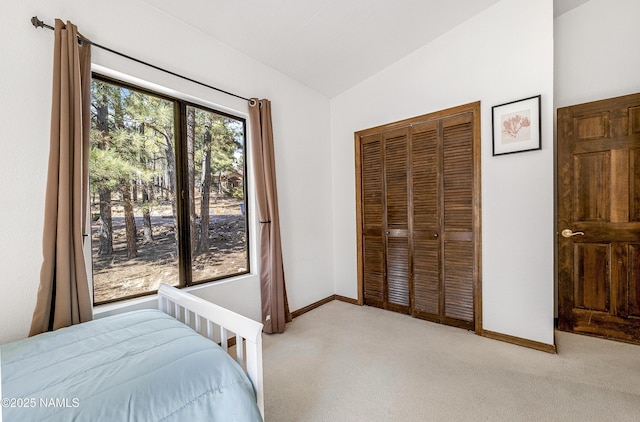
xmin=262 ymin=300 xmax=640 ymax=421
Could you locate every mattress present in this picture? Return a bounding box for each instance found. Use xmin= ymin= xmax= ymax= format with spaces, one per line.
xmin=1 ymin=309 xmax=262 ymax=421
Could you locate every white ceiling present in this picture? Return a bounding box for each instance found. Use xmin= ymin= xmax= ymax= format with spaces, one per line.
xmin=141 ymin=0 xmax=591 ymax=98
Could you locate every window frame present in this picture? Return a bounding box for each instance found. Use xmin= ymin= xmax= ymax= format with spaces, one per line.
xmin=90 ymin=72 xmax=250 ymax=305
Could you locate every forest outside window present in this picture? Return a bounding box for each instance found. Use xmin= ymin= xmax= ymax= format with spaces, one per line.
xmin=90 ymin=75 xmax=249 ymax=305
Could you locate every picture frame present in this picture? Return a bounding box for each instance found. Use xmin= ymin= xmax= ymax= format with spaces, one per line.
xmin=491 ymin=95 xmax=541 ymax=156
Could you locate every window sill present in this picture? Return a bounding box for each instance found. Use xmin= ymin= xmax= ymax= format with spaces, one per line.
xmin=92 ymin=272 xmax=257 ymax=319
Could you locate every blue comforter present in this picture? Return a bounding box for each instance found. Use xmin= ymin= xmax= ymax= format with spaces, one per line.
xmin=1 ymin=309 xmax=262 ymax=421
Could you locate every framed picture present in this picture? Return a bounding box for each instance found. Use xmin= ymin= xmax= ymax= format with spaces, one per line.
xmin=492 ymin=95 xmax=541 ymax=156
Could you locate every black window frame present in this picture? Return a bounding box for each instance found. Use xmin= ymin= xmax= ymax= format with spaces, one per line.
xmin=90 ymin=73 xmax=250 ymax=305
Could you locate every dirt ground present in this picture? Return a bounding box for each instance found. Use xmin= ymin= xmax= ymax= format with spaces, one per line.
xmin=91 ymin=198 xmax=248 ymax=304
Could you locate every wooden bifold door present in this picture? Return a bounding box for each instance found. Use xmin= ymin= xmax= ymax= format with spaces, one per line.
xmin=356 ymin=102 xmax=481 ymax=331
xmin=557 ymin=93 xmax=640 ymax=343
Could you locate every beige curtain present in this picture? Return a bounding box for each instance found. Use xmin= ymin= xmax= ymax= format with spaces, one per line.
xmin=248 ymin=99 xmax=291 ymax=334
xmin=30 ymin=20 xmax=93 ymax=336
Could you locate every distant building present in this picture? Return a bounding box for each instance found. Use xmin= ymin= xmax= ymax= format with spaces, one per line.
xmin=213 ymin=170 xmax=243 ymax=190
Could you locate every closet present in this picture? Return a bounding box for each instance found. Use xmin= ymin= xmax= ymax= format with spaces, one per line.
xmin=356 ymin=102 xmax=481 ymax=331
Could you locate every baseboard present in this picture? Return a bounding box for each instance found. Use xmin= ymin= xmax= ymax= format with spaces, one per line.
xmin=291 ymin=295 xmax=360 ymax=319
xmin=334 ymin=295 xmax=359 ymax=305
xmin=291 ymin=295 xmax=336 ymax=319
xmin=481 ymin=329 xmax=557 ymax=354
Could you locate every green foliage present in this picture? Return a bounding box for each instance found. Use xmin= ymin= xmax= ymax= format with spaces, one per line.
xmin=191 ymin=110 xmax=243 ymax=170
xmin=89 ymin=79 xmax=244 ymax=200
xmin=89 ymin=147 xmax=136 ymax=192
xmin=229 ymin=186 xmax=245 ymax=200
xmin=90 ymin=79 xmax=176 ymax=196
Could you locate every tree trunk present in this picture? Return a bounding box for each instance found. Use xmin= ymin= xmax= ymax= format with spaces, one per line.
xmin=132 ymin=179 xmax=138 ymax=202
xmin=164 ymin=136 xmax=179 ymax=255
xmin=142 ymin=185 xmax=153 ymax=243
xmin=96 ymin=94 xmax=113 ymax=255
xmin=122 ymin=183 xmax=137 ymax=258
xmin=98 ymin=188 xmax=113 ymax=255
xmin=200 ymin=129 xmax=212 ymax=252
xmin=150 ymin=153 xmax=156 ymax=201
xmin=187 ymin=107 xmax=198 ymax=253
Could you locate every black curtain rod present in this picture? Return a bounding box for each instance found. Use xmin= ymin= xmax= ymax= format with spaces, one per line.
xmin=30 ymin=16 xmax=251 ymax=102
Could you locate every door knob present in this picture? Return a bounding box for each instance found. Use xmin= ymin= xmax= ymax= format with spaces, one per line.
xmin=433 ymin=233 xmax=439 ymax=238
xmin=561 ymin=229 xmax=584 ymax=238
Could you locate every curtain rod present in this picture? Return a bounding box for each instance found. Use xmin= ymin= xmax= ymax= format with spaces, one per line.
xmin=30 ymin=16 xmax=251 ymax=103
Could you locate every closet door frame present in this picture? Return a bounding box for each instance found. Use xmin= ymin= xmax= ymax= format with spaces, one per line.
xmin=355 ymin=101 xmax=483 ymax=333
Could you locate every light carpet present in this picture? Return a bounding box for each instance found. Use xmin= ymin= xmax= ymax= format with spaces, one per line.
xmin=262 ymin=300 xmax=640 ymax=421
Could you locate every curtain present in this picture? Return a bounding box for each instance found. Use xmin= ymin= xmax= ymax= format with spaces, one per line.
xmin=248 ymin=99 xmax=291 ymax=334
xmin=30 ymin=20 xmax=93 ymax=336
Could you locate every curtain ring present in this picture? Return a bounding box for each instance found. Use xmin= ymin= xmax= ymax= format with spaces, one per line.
xmin=249 ymin=99 xmax=257 ymax=107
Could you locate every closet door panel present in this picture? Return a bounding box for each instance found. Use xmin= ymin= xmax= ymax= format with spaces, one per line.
xmin=442 ymin=113 xmax=475 ymax=326
xmin=363 ymin=234 xmax=384 ymax=307
xmin=362 ymin=134 xmax=384 ymax=229
xmin=411 ymin=122 xmax=439 ymax=229
xmin=411 ymin=121 xmax=441 ymax=318
xmin=384 ymin=128 xmax=410 ymax=312
xmin=384 ymin=129 xmax=409 ymax=230
xmin=361 ymin=134 xmax=385 ymax=307
xmin=387 ymin=237 xmax=410 ymax=310
xmin=413 ymin=237 xmax=439 ymax=317
xmin=442 ymin=114 xmax=474 ymax=233
xmin=444 ymin=241 xmax=474 ymax=326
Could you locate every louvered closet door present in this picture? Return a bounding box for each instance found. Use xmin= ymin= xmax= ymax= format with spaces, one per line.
xmin=441 ymin=113 xmax=475 ymax=329
xmin=357 ymin=102 xmax=480 ymax=331
xmin=411 ymin=120 xmax=441 ymax=320
xmin=384 ymin=128 xmax=410 ymax=312
xmin=361 ymin=133 xmax=385 ymax=308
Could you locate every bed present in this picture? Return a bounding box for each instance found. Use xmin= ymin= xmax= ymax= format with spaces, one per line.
xmin=0 ymin=284 xmax=264 ymax=421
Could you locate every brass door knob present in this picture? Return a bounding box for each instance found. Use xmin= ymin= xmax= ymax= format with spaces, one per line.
xmin=561 ymin=229 xmax=584 ymax=238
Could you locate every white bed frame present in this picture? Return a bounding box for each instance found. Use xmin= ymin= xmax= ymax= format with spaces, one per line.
xmin=157 ymin=284 xmax=264 ymax=419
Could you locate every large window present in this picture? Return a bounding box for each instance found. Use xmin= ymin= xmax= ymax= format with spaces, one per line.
xmin=89 ymin=75 xmax=249 ymax=304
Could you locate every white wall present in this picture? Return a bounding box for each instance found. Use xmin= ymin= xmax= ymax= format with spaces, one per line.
xmin=331 ymin=0 xmax=555 ymax=345
xmin=0 ymin=0 xmax=334 ymax=344
xmin=554 ymin=0 xmax=640 ymax=108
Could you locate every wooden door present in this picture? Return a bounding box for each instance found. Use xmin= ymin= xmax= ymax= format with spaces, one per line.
xmin=384 ymin=128 xmax=411 ymax=313
xmin=361 ymin=133 xmax=385 ymax=309
xmin=557 ymin=93 xmax=640 ymax=343
xmin=411 ymin=120 xmax=441 ymax=320
xmin=360 ymin=129 xmax=410 ymax=313
xmin=441 ymin=113 xmax=475 ymax=329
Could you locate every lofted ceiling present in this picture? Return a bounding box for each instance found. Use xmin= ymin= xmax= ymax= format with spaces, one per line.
xmin=141 ymin=0 xmax=591 ymax=98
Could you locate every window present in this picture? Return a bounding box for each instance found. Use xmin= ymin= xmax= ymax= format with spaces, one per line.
xmin=90 ymin=75 xmax=249 ymax=304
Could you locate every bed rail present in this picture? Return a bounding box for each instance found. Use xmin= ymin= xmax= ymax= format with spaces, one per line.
xmin=157 ymin=284 xmax=264 ymax=418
